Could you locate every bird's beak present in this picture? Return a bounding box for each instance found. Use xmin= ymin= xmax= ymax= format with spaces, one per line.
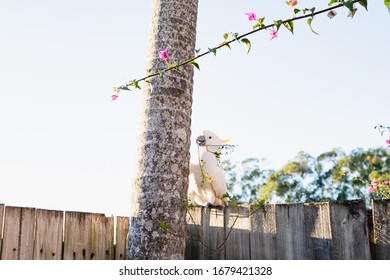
xmin=196 ymin=135 xmax=206 ymax=146
xmin=222 ymin=138 xmax=230 ymax=144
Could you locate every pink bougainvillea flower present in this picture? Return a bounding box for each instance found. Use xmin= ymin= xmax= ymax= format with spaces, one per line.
xmin=368 ymin=187 xmax=376 ymax=193
xmin=245 ymin=10 xmax=256 ymax=21
xmin=158 ymin=47 xmax=168 ymax=60
xmin=384 ymin=181 xmax=389 ymax=185
xmin=286 ymin=0 xmax=298 ymax=7
xmin=371 ymin=179 xmax=379 ymax=186
xmin=386 ymin=139 xmax=390 ymax=145
xmin=111 ymin=94 xmax=119 ymax=101
xmin=270 ymin=29 xmax=278 ymax=40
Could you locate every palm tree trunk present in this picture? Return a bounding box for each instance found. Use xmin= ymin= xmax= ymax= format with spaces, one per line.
xmin=126 ymin=0 xmax=199 ymax=259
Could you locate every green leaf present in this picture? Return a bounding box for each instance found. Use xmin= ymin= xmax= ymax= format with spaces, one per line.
xmin=283 ymin=21 xmax=294 ymax=34
xmin=294 ymin=8 xmax=301 ymax=14
xmin=117 ymin=86 xmax=128 ymax=91
xmin=208 ymin=47 xmax=217 ymax=56
xmin=303 ymin=7 xmax=315 ymax=15
xmin=273 ymin=20 xmax=283 ymax=31
xmin=241 ymin=38 xmax=251 ymax=54
xmin=168 ymin=61 xmax=180 ymax=70
xmin=343 ymin=0 xmax=354 ymax=12
xmin=221 ymin=41 xmax=231 ymax=50
xmin=307 ymin=18 xmax=319 ymax=35
xmin=222 ymin=193 xmax=231 ymax=199
xmin=160 ymin=221 xmax=169 ymax=233
xmin=359 ymin=0 xmax=368 ymax=10
xmin=385 ymin=0 xmax=390 ymax=12
xmin=231 ymin=32 xmax=239 ymax=42
xmin=188 ymin=60 xmax=200 ymax=70
xmin=158 ymin=70 xmax=164 ymax=77
xmin=223 ymin=33 xmax=229 ymax=40
xmin=328 ymin=0 xmax=342 ymax=6
xmin=253 ymin=17 xmax=265 ymax=29
xmin=132 ymin=80 xmax=141 ymax=90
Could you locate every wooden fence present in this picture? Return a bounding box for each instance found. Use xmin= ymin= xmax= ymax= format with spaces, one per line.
xmin=0 ymin=200 xmax=389 ymax=260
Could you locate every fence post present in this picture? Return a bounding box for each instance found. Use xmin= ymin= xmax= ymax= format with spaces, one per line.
xmin=371 ymin=199 xmax=390 ymax=259
xmin=202 ymin=206 xmax=225 ymax=260
xmin=303 ymin=202 xmax=332 ymax=260
xmin=34 ymin=209 xmax=64 ymax=260
xmin=63 ymin=211 xmax=114 ymax=260
xmin=115 ymin=216 xmax=129 ymax=260
xmin=224 ymin=205 xmax=251 ymax=260
xmin=1 ymin=206 xmax=35 ymax=260
xmin=185 ymin=206 xmax=203 ymax=260
xmin=250 ymin=203 xmax=276 ymax=260
xmin=329 ymin=200 xmax=371 ymax=260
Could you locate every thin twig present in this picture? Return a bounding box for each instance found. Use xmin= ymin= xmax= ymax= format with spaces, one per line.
xmin=119 ymin=1 xmax=360 ymax=90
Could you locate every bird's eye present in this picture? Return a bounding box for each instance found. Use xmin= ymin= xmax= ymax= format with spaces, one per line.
xmin=208 ymin=136 xmax=212 ymax=139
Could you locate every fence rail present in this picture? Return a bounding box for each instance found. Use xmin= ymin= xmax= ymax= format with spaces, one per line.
xmin=0 ymin=200 xmax=389 ymax=260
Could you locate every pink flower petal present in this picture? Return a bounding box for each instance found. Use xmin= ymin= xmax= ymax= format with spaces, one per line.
xmin=371 ymin=179 xmax=379 ymax=186
xmin=159 ymin=47 xmax=168 ymax=60
xmin=111 ymin=94 xmax=119 ymax=101
xmin=270 ymin=29 xmax=278 ymax=40
xmin=245 ymin=10 xmax=256 ymax=21
xmin=368 ymin=187 xmax=376 ymax=193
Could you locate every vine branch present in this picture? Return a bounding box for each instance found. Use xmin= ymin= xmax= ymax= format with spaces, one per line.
xmin=115 ymin=0 xmax=364 ymax=93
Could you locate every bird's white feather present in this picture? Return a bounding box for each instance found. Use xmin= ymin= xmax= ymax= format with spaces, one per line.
xmin=188 ymin=130 xmax=228 ymax=206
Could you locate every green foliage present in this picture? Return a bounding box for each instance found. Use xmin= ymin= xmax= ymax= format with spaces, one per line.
xmin=226 ymin=147 xmax=389 ymax=207
xmin=253 ymin=17 xmax=266 ymax=30
xmin=208 ymin=47 xmax=217 ymax=56
xmin=283 ymin=21 xmax=294 ymax=35
xmin=160 ymin=220 xmax=169 ymax=233
xmin=241 ymin=38 xmax=251 ymax=53
xmin=273 ymin=20 xmax=283 ymax=31
xmin=328 ymin=0 xmax=343 ymax=6
xmin=343 ymin=0 xmax=355 ymax=12
xmin=307 ymin=18 xmax=319 ymax=35
xmin=188 ymin=60 xmax=200 ymax=70
xmin=386 ymin=0 xmax=390 ymax=12
xmin=222 ymin=158 xmax=273 ymax=203
xmin=359 ymin=0 xmax=368 ymax=10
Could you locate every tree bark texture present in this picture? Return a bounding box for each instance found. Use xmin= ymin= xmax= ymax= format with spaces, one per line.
xmin=127 ymin=0 xmax=199 ymax=259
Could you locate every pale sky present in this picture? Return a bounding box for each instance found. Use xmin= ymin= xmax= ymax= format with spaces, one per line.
xmin=0 ymin=0 xmax=388 ymax=216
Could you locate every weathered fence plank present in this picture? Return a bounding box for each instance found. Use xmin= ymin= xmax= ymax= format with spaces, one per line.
xmin=202 ymin=206 xmax=225 ymax=260
xmin=250 ymin=204 xmax=276 ymax=260
xmin=225 ymin=205 xmax=251 ymax=260
xmin=330 ymin=200 xmax=371 ymax=260
xmin=0 ymin=200 xmax=389 ymax=260
xmin=115 ymin=216 xmax=129 ymax=260
xmin=0 ymin=204 xmax=4 ymax=256
xmin=275 ymin=203 xmax=306 ymax=259
xmin=63 ymin=211 xmax=114 ymax=260
xmin=185 ymin=206 xmax=203 ymax=260
xmin=1 ymin=206 xmax=35 ymax=260
xmin=371 ymin=199 xmax=390 ymax=260
xmin=303 ymin=202 xmax=332 ymax=260
xmin=34 ymin=209 xmax=64 ymax=260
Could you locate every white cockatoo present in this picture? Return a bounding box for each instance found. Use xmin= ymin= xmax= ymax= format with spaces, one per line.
xmin=188 ymin=130 xmax=229 ymax=206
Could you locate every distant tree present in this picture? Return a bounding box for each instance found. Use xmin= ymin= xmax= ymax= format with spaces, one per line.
xmin=331 ymin=147 xmax=390 ymax=202
xmin=222 ymin=158 xmax=273 ymax=203
xmin=225 ymin=148 xmax=389 ymax=205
